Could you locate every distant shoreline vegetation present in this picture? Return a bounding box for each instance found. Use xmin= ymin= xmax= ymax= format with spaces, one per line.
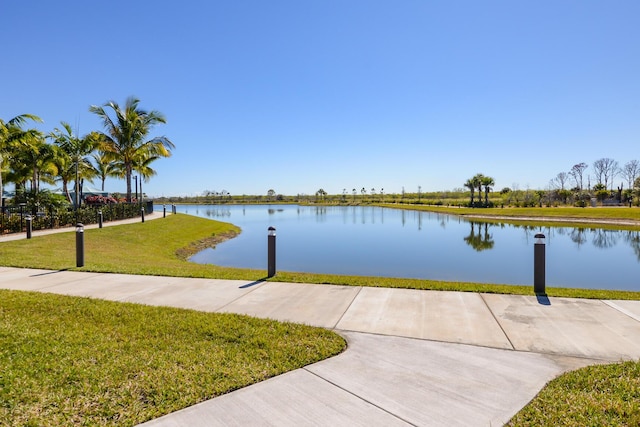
xmin=155 ymin=185 xmax=640 ymax=209
xmin=159 ymin=160 xmax=640 ymax=208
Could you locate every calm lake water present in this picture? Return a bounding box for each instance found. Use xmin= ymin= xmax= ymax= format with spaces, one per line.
xmin=164 ymin=204 xmax=640 ymax=291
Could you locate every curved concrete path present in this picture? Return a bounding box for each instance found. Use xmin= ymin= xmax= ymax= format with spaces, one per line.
xmin=1 ymin=267 xmax=640 ymax=426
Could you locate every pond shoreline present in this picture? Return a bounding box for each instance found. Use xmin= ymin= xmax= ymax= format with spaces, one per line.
xmin=458 ymin=214 xmax=640 ymax=227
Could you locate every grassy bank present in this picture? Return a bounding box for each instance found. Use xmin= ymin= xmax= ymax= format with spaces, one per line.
xmin=1 ymin=213 xmax=640 ymax=300
xmin=0 ymin=214 xmax=255 ymax=279
xmin=0 ymin=290 xmax=345 ymax=426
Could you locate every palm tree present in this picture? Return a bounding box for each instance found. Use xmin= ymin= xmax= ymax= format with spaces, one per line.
xmin=49 ymin=122 xmax=100 ymax=208
xmin=131 ymin=151 xmax=163 ymax=203
xmin=89 ymin=97 xmax=174 ymax=202
xmin=51 ymin=150 xmax=75 ymax=203
xmin=464 ymin=178 xmax=475 ymax=205
xmin=315 ymin=188 xmax=327 ymax=202
xmin=7 ymin=130 xmax=60 ymax=197
xmin=91 ymin=152 xmax=118 ymax=192
xmin=473 ymin=173 xmax=484 ymax=205
xmin=0 ymin=114 xmax=42 ymax=199
xmin=481 ymin=175 xmax=495 ymax=206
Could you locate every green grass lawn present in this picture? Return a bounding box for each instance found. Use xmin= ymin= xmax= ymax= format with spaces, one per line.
xmin=0 ymin=290 xmax=345 ymax=426
xmin=508 ymin=361 xmax=640 ymax=426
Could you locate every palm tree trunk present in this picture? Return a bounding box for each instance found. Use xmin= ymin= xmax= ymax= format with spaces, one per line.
xmin=32 ymin=168 xmax=39 ymax=194
xmin=0 ymin=153 xmax=4 ymax=202
xmin=126 ymin=165 xmax=132 ymax=203
xmin=62 ymin=180 xmax=72 ymax=203
xmin=79 ymin=179 xmax=84 ymax=208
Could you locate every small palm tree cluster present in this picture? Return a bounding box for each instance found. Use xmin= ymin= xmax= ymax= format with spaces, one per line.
xmin=463 ymin=173 xmax=495 ymax=207
xmin=0 ymin=97 xmax=174 ymax=208
xmin=315 ymin=188 xmax=327 ymax=202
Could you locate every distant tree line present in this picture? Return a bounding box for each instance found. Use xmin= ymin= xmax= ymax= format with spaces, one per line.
xmin=549 ymin=158 xmax=640 ymax=206
xmin=159 ymin=158 xmax=640 ymax=210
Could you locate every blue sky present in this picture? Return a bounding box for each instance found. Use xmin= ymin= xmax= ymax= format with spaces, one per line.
xmin=2 ymin=1 xmax=639 ymax=197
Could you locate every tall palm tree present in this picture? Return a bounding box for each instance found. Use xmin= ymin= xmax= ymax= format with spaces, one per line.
xmin=472 ymin=173 xmax=484 ymax=205
xmin=51 ymin=150 xmax=75 ymax=203
xmin=464 ymin=178 xmax=475 ymax=205
xmin=0 ymin=114 xmax=42 ymax=199
xmin=49 ymin=122 xmax=100 ymax=208
xmin=29 ymin=134 xmax=59 ymax=194
xmin=89 ymin=97 xmax=174 ymax=202
xmin=481 ymin=175 xmax=495 ymax=206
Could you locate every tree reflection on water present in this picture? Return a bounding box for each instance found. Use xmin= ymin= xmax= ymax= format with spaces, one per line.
xmin=464 ymin=222 xmax=495 ymax=251
xmin=463 ymin=220 xmax=640 ymax=262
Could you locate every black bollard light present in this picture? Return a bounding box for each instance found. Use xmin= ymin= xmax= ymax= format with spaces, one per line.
xmin=26 ymin=215 xmax=32 ymax=239
xmin=267 ymin=226 xmax=276 ymax=277
xmin=141 ymin=207 xmax=145 ymax=223
xmin=98 ymin=210 xmax=103 ymax=228
xmin=172 ymin=204 xmax=176 ymax=214
xmin=163 ymin=204 xmax=166 ymax=218
xmin=534 ymin=233 xmax=546 ymax=294
xmin=76 ymin=223 xmax=85 ymax=267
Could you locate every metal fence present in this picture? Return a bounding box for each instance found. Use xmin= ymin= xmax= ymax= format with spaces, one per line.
xmin=0 ymin=201 xmax=154 ymax=235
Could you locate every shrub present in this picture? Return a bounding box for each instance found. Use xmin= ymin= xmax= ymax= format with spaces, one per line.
xmin=85 ymin=195 xmax=118 ymax=205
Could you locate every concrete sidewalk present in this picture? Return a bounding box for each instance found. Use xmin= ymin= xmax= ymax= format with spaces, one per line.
xmin=1 ymin=268 xmax=640 ymax=426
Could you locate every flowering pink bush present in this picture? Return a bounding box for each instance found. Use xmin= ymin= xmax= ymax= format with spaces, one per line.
xmin=84 ymin=195 xmax=118 ymax=205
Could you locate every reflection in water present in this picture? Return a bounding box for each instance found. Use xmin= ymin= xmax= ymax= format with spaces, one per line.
xmin=191 ymin=204 xmax=640 ymax=262
xmin=202 ymin=208 xmax=231 ymax=218
xmin=625 ymin=231 xmax=640 ymax=260
xmin=315 ymin=206 xmax=390 ymax=226
xmin=592 ymin=229 xmax=619 ymax=249
xmin=315 ymin=206 xmax=327 ymax=223
xmin=438 ymin=213 xmax=447 ymax=229
xmin=176 ymin=204 xmax=640 ymax=290
xmin=464 ymin=222 xmax=495 ymax=251
xmin=570 ymin=228 xmax=587 ymax=247
xmin=468 ymin=221 xmax=640 ymax=262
